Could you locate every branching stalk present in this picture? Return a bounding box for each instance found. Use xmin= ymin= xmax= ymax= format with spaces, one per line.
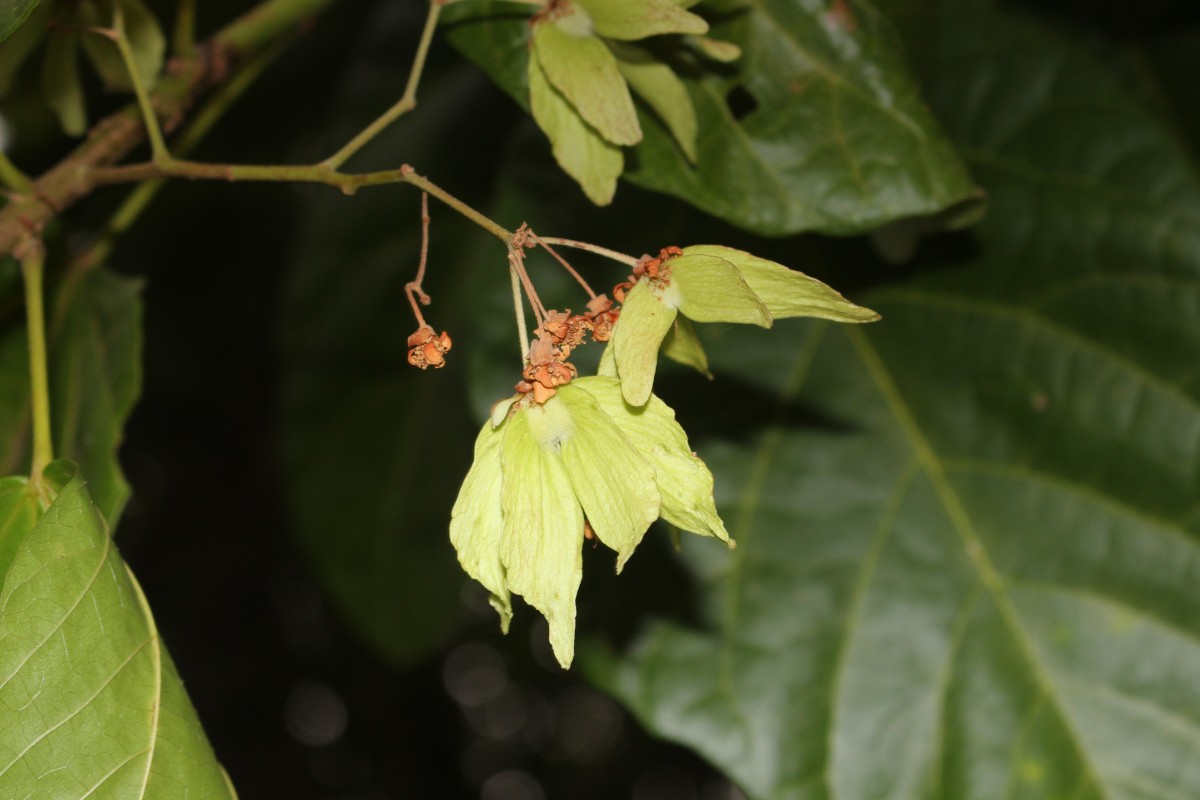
xmin=110 ymin=5 xmax=171 ymax=164
xmin=0 ymin=150 xmax=34 ymax=194
xmin=530 ymin=233 xmax=598 ymax=299
xmin=60 ymin=41 xmax=288 ymax=323
xmin=321 ymin=0 xmax=445 ymax=170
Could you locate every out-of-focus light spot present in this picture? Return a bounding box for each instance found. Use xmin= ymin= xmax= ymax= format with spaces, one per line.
xmin=481 ymin=769 xmax=545 ymax=800
xmin=0 ymin=116 xmax=9 ymax=151
xmin=284 ymin=680 xmax=349 ymax=747
xmin=481 ymin=682 xmax=529 ymax=741
xmin=460 ymin=739 xmax=512 ymax=787
xmin=444 ymin=642 xmax=508 ymax=707
xmin=553 ymin=687 xmax=622 ymax=761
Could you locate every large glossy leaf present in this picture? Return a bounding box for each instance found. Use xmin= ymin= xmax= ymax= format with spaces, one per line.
xmin=0 ymin=467 xmax=233 ymax=798
xmin=587 ymin=6 xmax=1200 ymax=798
xmin=0 ymin=0 xmax=40 ymax=45
xmin=0 ymin=268 xmax=143 ymax=524
xmin=442 ymin=0 xmax=979 ymax=235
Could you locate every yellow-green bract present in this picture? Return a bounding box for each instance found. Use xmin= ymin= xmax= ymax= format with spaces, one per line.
xmin=526 ymin=0 xmax=710 ymax=203
xmin=604 ymin=245 xmax=882 ymax=406
xmin=449 ymin=376 xmax=730 ymax=668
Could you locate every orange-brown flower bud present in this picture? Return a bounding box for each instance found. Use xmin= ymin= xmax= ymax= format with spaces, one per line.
xmin=407 ymin=326 xmax=452 ymax=369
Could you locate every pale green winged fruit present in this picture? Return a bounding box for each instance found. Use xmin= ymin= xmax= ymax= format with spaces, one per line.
xmin=526 ymin=0 xmax=719 ymax=201
xmin=607 ymin=246 xmax=881 ymax=406
xmin=450 ymin=374 xmax=730 ymax=669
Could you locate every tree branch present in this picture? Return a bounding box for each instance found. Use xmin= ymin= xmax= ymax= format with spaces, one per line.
xmin=0 ymin=0 xmax=339 ymax=258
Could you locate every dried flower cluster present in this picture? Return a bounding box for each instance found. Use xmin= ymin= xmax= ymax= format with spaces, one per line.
xmin=406 ymin=326 xmax=452 ymax=369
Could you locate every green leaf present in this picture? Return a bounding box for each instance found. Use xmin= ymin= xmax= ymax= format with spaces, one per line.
xmin=557 ymin=382 xmax=660 ymax=571
xmin=499 ymin=406 xmax=585 ymax=668
xmin=79 ymin=0 xmax=166 ymax=92
xmin=683 ymin=244 xmax=881 ymax=323
xmin=445 ymin=0 xmax=980 ymax=235
xmin=669 ymin=253 xmax=772 ymax=327
xmin=614 ymin=43 xmax=698 ymax=162
xmin=529 ymin=47 xmax=623 ymax=205
xmin=42 ymin=29 xmax=86 ymax=136
xmin=588 ymin=6 xmax=1200 ymax=798
xmin=0 ymin=475 xmax=39 ymax=585
xmin=0 ymin=469 xmax=234 ymax=798
xmin=661 ymin=315 xmax=711 ymax=378
xmin=532 ymin=19 xmax=641 ymax=146
xmin=0 ymin=269 xmax=143 ymax=525
xmin=0 ymin=1 xmax=48 ymax=92
xmin=0 ymin=0 xmax=40 ymax=45
xmin=573 ymin=0 xmax=708 ymax=41
xmin=50 ymin=270 xmax=143 ymax=523
xmin=610 ymin=280 xmax=677 ymax=406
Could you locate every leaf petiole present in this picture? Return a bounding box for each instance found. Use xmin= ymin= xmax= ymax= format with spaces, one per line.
xmin=17 ymin=236 xmax=53 ymax=491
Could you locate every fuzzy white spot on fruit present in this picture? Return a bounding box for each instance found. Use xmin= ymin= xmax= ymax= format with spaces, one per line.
xmin=657 ymin=282 xmax=683 ymax=310
xmin=525 ymin=397 xmax=575 ymax=453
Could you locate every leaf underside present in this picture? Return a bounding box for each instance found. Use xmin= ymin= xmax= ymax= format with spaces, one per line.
xmin=0 ymin=473 xmax=233 ymax=799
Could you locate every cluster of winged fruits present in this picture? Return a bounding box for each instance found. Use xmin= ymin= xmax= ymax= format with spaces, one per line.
xmin=429 ymin=244 xmax=880 ymax=669
xmin=410 ymin=0 xmax=881 ymax=668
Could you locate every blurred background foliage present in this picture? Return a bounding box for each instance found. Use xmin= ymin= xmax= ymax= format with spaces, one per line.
xmin=2 ymin=0 xmax=1200 ymax=797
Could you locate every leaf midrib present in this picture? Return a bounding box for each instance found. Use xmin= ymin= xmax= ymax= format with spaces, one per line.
xmin=845 ymin=325 xmax=1113 ymax=800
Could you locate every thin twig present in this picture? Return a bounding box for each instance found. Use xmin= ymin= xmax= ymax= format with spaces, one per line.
xmin=0 ymin=0 xmax=340 ymax=258
xmin=535 ymin=236 xmax=639 ymax=268
xmin=508 ymin=245 xmax=546 ymax=328
xmin=321 ymin=0 xmax=445 ymax=170
xmin=529 ymin=233 xmax=597 ymax=299
xmin=110 ymin=4 xmax=171 ymax=164
xmin=510 ymin=264 xmax=529 ymax=359
xmin=59 ymin=40 xmax=290 ymax=332
xmin=405 ymin=192 xmax=432 ymax=327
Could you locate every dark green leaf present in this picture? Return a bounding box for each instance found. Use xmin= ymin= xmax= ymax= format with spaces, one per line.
xmin=0 ymin=268 xmax=143 ymax=525
xmin=0 ymin=467 xmax=234 ymax=798
xmin=444 ymin=0 xmax=981 ymax=235
xmin=0 ymin=1 xmax=48 ymax=92
xmin=0 ymin=0 xmax=40 ymax=46
xmin=42 ymin=28 xmax=86 ymax=136
xmin=587 ymin=6 xmax=1200 ymax=798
